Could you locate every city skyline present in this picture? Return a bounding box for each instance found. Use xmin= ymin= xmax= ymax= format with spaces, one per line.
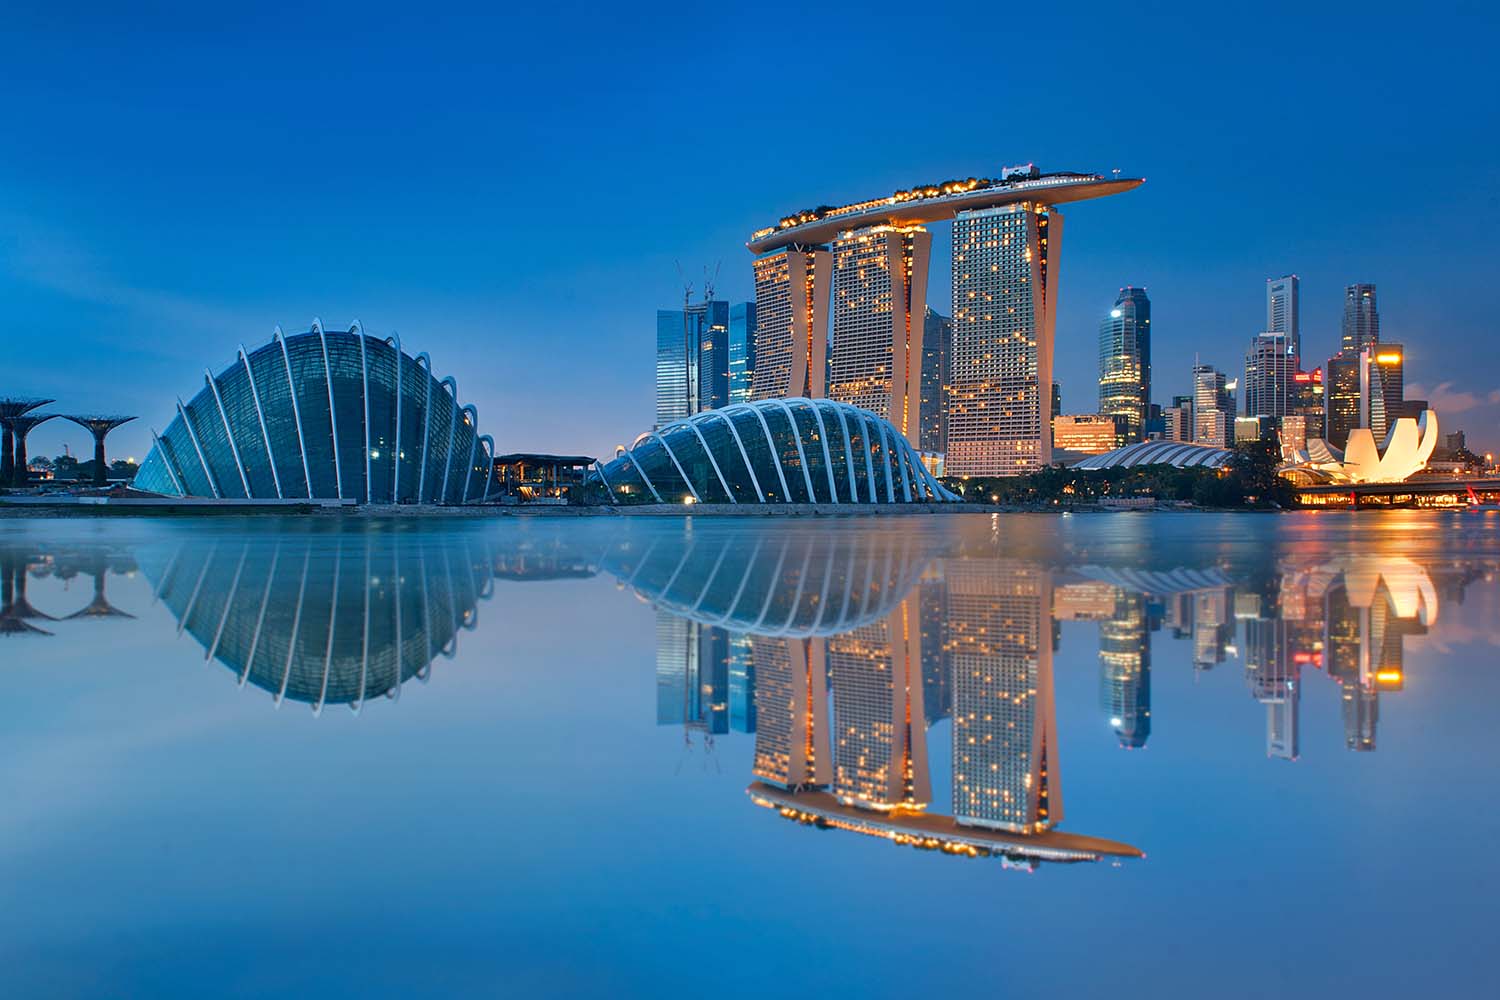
xmin=4 ymin=6 xmax=1497 ymax=464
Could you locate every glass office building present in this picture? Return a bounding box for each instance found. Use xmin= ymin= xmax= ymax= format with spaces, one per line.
xmin=132 ymin=322 xmax=492 ymax=504
xmin=589 ymin=398 xmax=959 ymax=505
xmin=1098 ymin=287 xmax=1151 ymax=442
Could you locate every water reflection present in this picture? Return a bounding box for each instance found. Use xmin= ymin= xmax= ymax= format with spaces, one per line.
xmin=3 ymin=518 xmax=1493 ymax=871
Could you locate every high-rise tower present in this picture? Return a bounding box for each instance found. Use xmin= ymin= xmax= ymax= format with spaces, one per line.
xmin=919 ymin=307 xmax=953 ymax=455
xmin=656 ymin=300 xmax=729 ymax=428
xmin=728 ymin=302 xmax=757 ymax=405
xmin=1266 ymin=275 xmax=1300 ymax=362
xmin=949 ymin=204 xmax=1061 ymax=476
xmin=1341 ymin=283 xmax=1379 ymax=353
xmin=750 ymin=248 xmax=831 ymax=401
xmin=1244 ymin=332 xmax=1297 ymax=418
xmin=828 ymin=226 xmax=931 ymax=446
xmin=1098 ymin=287 xmax=1152 ymax=442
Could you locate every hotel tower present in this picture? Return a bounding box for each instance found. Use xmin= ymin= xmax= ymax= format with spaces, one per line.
xmin=948 ymin=204 xmax=1061 ymax=476
xmin=828 ymin=226 xmax=932 ymax=447
xmin=748 ymin=166 xmax=1140 ymax=476
xmin=749 ymin=248 xmax=831 ymax=400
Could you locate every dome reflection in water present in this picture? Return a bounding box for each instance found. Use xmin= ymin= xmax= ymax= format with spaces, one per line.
xmin=2 ymin=518 xmax=1474 ymax=874
xmin=139 ymin=528 xmax=496 ymax=712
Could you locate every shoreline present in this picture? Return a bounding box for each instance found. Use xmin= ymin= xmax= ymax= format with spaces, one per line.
xmin=1 ymin=496 xmax=1304 ymax=518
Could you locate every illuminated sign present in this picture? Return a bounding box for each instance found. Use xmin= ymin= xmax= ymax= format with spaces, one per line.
xmin=1376 ymin=353 xmax=1402 ymax=364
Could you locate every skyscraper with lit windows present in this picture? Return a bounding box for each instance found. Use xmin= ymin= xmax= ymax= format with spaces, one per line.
xmin=1098 ymin=287 xmax=1151 ymax=442
xmin=827 ymin=225 xmax=931 ymax=447
xmin=728 ymin=302 xmax=757 ymax=405
xmin=750 ymin=248 xmax=831 ymax=400
xmin=1341 ymin=283 xmax=1379 ymax=354
xmin=948 ymin=204 xmax=1060 ymax=476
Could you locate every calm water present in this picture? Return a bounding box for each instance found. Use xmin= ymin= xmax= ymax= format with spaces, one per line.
xmin=2 ymin=512 xmax=1497 ymax=998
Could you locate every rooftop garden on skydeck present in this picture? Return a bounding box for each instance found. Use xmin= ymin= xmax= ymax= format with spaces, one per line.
xmin=747 ymin=164 xmax=1143 ymax=253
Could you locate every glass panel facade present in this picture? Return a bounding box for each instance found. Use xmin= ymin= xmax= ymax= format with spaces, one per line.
xmin=818 ymin=401 xmax=852 ymax=503
xmin=286 ymin=339 xmax=340 ymax=499
xmin=132 ymin=446 xmax=181 ymax=496
xmin=133 ymin=330 xmax=488 ymax=505
xmin=662 ymin=426 xmax=728 ymax=503
xmin=788 ymin=401 xmax=832 ymax=503
xmin=365 ymin=338 xmax=399 ymax=503
xmin=214 ymin=366 xmax=277 ymax=498
xmin=760 ymin=406 xmax=809 ymax=503
xmin=248 ymin=345 xmax=309 ymax=499
xmin=730 ymin=409 xmax=785 ymax=502
xmin=183 ymin=393 xmax=247 ymax=499
xmin=699 ymin=414 xmax=758 ymax=502
xmin=632 ymin=436 xmax=691 ymax=501
xmin=586 ymin=400 xmax=957 ymax=507
xmin=422 ymin=390 xmax=456 ymax=504
xmin=324 ymin=332 xmax=368 ymax=502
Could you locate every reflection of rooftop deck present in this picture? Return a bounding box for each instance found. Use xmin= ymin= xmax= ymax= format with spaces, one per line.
xmin=748 ymin=174 xmax=1143 ymax=254
xmin=748 ymin=783 xmax=1143 ymax=864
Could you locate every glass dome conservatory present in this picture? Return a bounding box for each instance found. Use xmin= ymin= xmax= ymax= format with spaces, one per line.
xmin=590 ymin=398 xmax=959 ymax=505
xmin=133 ymin=321 xmax=493 ymax=504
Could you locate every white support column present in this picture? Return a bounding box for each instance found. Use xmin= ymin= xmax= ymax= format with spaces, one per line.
xmin=315 ymin=320 xmax=345 ymax=501
xmin=834 ymin=403 xmax=859 ymax=503
xmin=355 ymin=322 xmax=372 ymax=504
xmin=240 ymin=346 xmax=283 ymax=499
xmin=388 ymin=334 xmax=402 ymax=503
xmin=461 ymin=406 xmax=480 ymax=503
xmin=438 ymin=379 xmax=460 ymax=505
xmin=477 ymin=435 xmax=496 ymax=503
xmin=805 ymin=400 xmax=839 ymax=503
xmin=592 ymin=459 xmax=619 ymax=505
xmin=747 ymin=404 xmax=792 ymax=501
xmin=623 ymin=448 xmax=662 ymax=502
xmin=858 ymin=413 xmax=878 ymax=502
xmin=650 ymin=431 xmax=700 ymax=502
xmin=150 ymin=428 xmax=186 ymax=496
xmin=415 ymin=354 xmax=434 ymax=502
xmin=682 ymin=420 xmax=735 ymax=503
xmin=275 ymin=327 xmax=314 ymax=498
xmin=715 ymin=409 xmax=764 ymax=501
xmin=770 ymin=400 xmax=816 ymax=503
xmin=177 ymin=399 xmax=220 ymax=499
xmin=878 ymin=419 xmax=896 ymax=502
xmin=276 ymin=548 xmax=311 ymax=706
xmin=204 ymin=369 xmax=252 ymax=498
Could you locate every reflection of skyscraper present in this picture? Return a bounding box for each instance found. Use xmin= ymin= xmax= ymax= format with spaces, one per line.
xmin=1192 ymin=588 xmax=1232 ymax=670
xmin=751 ymin=637 xmax=832 ymax=789
xmin=728 ymin=633 xmax=756 ymax=733
xmin=919 ymin=572 xmax=951 ymax=726
xmin=828 ymin=597 xmax=931 ymax=810
xmin=1100 ymin=591 xmax=1151 ymax=748
xmin=1245 ymin=617 xmax=1299 ymax=760
xmin=656 ymin=612 xmax=729 ymax=735
xmin=948 ymin=560 xmax=1060 ymax=833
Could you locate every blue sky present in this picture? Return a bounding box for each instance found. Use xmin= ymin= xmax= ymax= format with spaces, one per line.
xmin=3 ymin=1 xmax=1497 ymax=462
